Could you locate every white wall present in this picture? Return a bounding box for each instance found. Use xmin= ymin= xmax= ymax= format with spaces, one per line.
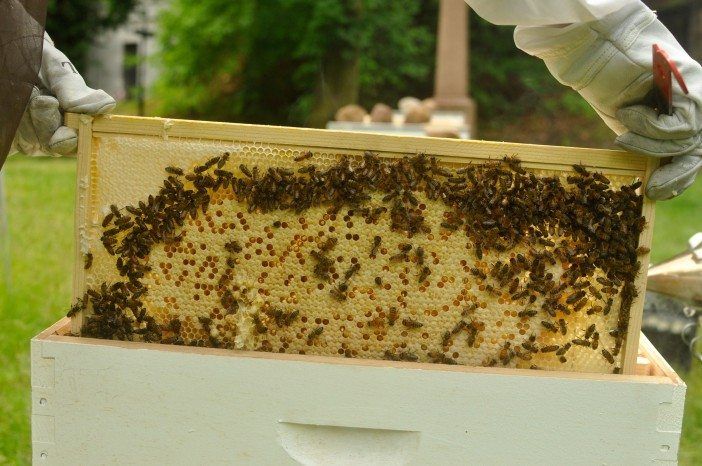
xmin=85 ymin=0 xmax=166 ymax=101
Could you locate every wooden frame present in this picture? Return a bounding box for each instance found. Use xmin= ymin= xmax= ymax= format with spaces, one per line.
xmin=32 ymin=319 xmax=685 ymax=464
xmin=64 ymin=113 xmax=658 ymax=375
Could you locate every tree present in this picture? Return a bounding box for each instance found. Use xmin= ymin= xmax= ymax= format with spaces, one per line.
xmin=156 ymin=0 xmax=436 ymax=127
xmin=46 ymin=0 xmax=138 ymax=71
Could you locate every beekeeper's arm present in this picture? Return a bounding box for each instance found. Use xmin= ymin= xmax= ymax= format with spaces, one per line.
xmin=465 ymin=0 xmax=702 ymax=200
xmin=11 ymin=33 xmax=115 ymax=157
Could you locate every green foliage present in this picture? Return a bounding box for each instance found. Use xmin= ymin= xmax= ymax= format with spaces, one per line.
xmin=472 ymin=15 xmax=605 ymax=119
xmin=156 ymin=0 xmax=436 ymax=126
xmin=46 ymin=0 xmax=138 ymax=71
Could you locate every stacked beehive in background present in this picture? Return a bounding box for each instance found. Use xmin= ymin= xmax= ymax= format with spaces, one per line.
xmin=67 ymin=115 xmax=656 ymax=374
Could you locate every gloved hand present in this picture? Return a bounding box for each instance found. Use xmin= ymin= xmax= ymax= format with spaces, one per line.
xmin=11 ymin=33 xmax=115 ymax=157
xmin=513 ymin=1 xmax=702 ymax=200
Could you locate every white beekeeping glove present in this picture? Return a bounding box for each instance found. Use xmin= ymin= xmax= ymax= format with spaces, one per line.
xmin=513 ymin=1 xmax=702 ymax=200
xmin=12 ymin=33 xmax=115 ymax=157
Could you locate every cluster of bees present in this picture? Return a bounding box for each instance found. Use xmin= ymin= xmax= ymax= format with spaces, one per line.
xmin=69 ymin=148 xmax=646 ymax=373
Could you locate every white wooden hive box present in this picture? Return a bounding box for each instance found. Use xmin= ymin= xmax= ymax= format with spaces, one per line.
xmin=30 ymin=114 xmax=686 ymax=464
xmin=32 ymin=319 xmax=685 ymax=464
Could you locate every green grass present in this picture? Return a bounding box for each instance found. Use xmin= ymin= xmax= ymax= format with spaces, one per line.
xmin=650 ymin=178 xmax=702 ymax=264
xmin=0 ymin=156 xmax=76 ymax=465
xmin=0 ymin=155 xmax=700 ymax=464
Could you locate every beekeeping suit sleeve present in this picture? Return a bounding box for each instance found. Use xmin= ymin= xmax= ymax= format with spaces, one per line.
xmin=0 ymin=0 xmax=46 ymax=169
xmin=10 ymin=33 xmax=116 ymax=160
xmin=465 ymin=0 xmax=702 ymax=200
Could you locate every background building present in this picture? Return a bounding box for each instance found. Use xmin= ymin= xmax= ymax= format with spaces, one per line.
xmin=85 ymin=0 xmax=165 ymax=103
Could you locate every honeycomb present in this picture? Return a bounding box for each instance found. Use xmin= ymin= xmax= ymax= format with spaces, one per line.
xmin=70 ymin=132 xmax=648 ymax=374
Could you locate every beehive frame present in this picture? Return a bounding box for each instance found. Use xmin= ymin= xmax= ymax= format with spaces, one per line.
xmin=65 ymin=113 xmax=657 ymax=375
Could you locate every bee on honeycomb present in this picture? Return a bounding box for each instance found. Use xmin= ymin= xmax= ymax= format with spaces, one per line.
xmin=70 ymin=149 xmax=646 ymax=374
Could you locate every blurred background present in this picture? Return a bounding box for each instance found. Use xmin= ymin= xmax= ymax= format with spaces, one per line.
xmin=1 ymin=0 xmax=701 ymax=463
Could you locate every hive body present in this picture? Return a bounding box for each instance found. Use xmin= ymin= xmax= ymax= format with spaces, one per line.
xmin=68 ymin=115 xmax=656 ymax=374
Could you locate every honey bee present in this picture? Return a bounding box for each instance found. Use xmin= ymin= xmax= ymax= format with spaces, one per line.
xmin=218 ymin=152 xmax=230 ymax=168
xmin=109 ymin=204 xmax=121 ymax=218
xmin=503 ymin=156 xmax=526 ymax=175
xmin=252 ymin=314 xmax=268 ymax=334
xmin=591 ymin=332 xmax=599 ymax=350
xmin=499 ymin=342 xmax=515 ymax=366
xmin=572 ymin=280 xmax=591 ymax=290
xmin=518 ymin=309 xmax=537 ymax=318
xmin=307 ymin=326 xmax=324 ymax=342
xmin=384 ymin=350 xmax=400 ymax=361
xmin=441 ymin=331 xmax=452 ymax=347
xmin=589 ymin=286 xmax=602 ymax=300
xmin=470 ymin=267 xmax=486 ymax=280
xmin=165 ymin=166 xmax=184 ymax=176
xmin=558 ymin=318 xmax=567 ymax=335
xmin=168 ymin=318 xmax=181 ymax=334
xmin=319 ymin=237 xmax=338 ymax=252
xmin=601 ymin=348 xmax=615 ymax=364
xmin=224 ymin=241 xmax=242 ymax=254
xmin=566 ymin=290 xmax=586 ymax=304
xmin=584 ymin=323 xmax=596 ymax=340
xmin=541 ymin=321 xmax=558 ymax=333
xmin=572 ymin=338 xmax=590 ymax=347
xmin=475 ymin=243 xmax=483 ymax=260
xmin=66 ymin=298 xmax=85 ymax=318
xmin=538 ymin=238 xmax=555 ymax=247
xmin=573 ymin=163 xmax=589 ymax=176
xmin=596 ymin=277 xmax=613 ymax=287
xmin=440 ymin=222 xmax=459 ymax=231
xmin=374 ymin=276 xmax=382 ymax=286
xmin=428 ymin=351 xmax=458 ymax=365
xmin=343 ymin=263 xmax=360 ymax=281
xmin=462 ymin=303 xmax=477 ymax=317
xmin=540 ymin=345 xmax=559 ymax=353
xmin=370 ymin=236 xmax=381 ymax=257
xmin=612 ymin=338 xmax=623 ymax=356
xmin=330 ymin=287 xmax=347 ymax=301
xmin=402 ymin=318 xmax=423 ymax=329
xmin=294 ymin=151 xmax=313 ymax=162
xmin=239 ymin=164 xmax=253 ymax=178
xmin=84 ymin=252 xmax=93 ymax=270
xmin=573 ymin=298 xmax=587 ymax=312
xmin=521 ymin=341 xmax=538 ymax=353
xmin=399 ymin=351 xmax=419 ymax=362
xmin=450 ymin=320 xmax=468 ymax=335
xmin=102 ymin=213 xmax=114 ymax=228
xmin=603 ymin=298 xmax=613 ymax=316
xmin=387 ymin=307 xmax=399 ymax=326
xmin=592 ymin=172 xmax=610 ymax=184
xmin=284 ymin=310 xmax=300 ymax=326
xmin=416 ymin=247 xmax=425 ymax=266
xmin=418 ymin=266 xmax=431 ymax=283
xmin=556 ymin=343 xmax=571 ymax=356
xmin=636 ymin=246 xmax=650 ymax=256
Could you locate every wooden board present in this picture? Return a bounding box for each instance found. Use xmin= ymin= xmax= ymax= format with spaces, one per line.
xmin=64 ymin=114 xmax=657 ymax=375
xmin=32 ymin=319 xmax=685 ymax=464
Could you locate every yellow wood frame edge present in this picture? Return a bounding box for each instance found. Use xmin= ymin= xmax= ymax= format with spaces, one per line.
xmin=65 ymin=113 xmax=657 ymax=375
xmin=38 ymin=318 xmax=679 ymax=386
xmin=65 ymin=114 xmax=648 ymax=173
